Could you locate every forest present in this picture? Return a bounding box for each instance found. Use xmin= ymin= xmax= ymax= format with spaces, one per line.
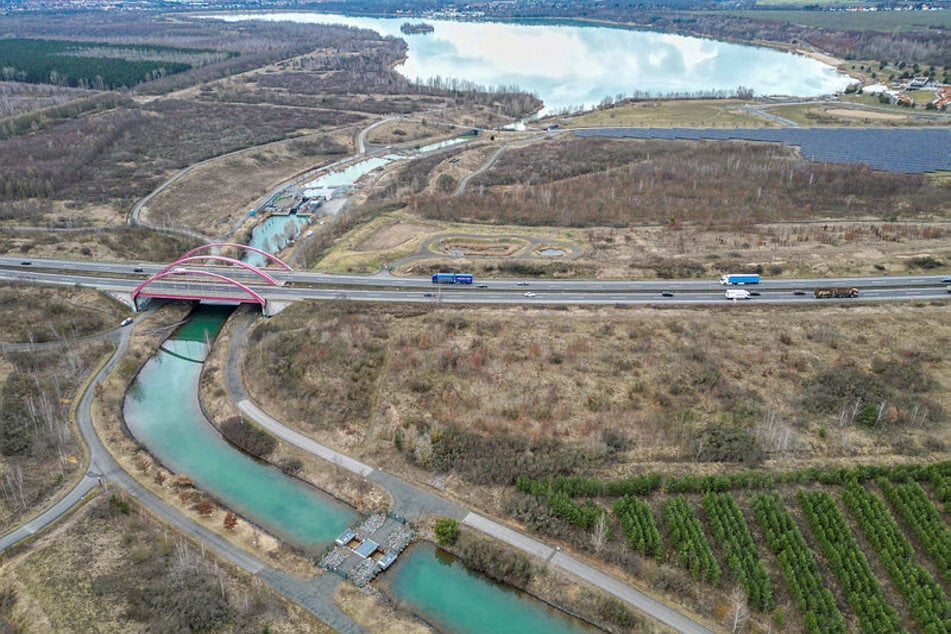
xmin=0 ymin=39 xmax=208 ymax=89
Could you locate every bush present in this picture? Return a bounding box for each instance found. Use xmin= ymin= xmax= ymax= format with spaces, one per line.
xmin=907 ymin=255 xmax=943 ymax=270
xmin=434 ymin=517 xmax=460 ymax=546
xmin=458 ymin=536 xmax=534 ymax=588
xmin=220 ymin=417 xmax=276 ymax=459
xmin=692 ymin=426 xmax=762 ymax=465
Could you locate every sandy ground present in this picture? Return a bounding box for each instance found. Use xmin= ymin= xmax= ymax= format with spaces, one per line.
xmin=824 ymin=108 xmax=909 ymax=121
xmin=355 ymin=221 xmax=433 ymax=252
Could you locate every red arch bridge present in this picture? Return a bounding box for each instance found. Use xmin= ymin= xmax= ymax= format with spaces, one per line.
xmin=131 ymin=244 xmax=291 ymax=316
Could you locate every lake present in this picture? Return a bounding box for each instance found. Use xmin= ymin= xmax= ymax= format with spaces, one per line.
xmin=212 ymin=12 xmax=852 ymax=114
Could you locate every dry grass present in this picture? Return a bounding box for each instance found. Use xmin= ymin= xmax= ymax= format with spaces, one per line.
xmin=245 ymin=302 xmax=950 ymax=513
xmin=142 ymin=130 xmax=354 ymax=238
xmin=318 ymin=207 xmax=949 ymax=279
xmin=365 ymin=120 xmax=457 ymax=146
xmin=0 ymin=225 xmax=199 ymax=263
xmin=0 ymin=494 xmax=331 ymax=633
xmin=354 ymin=220 xmax=433 ymax=252
xmin=552 ymin=99 xmax=770 ymax=129
xmin=335 ymin=583 xmax=434 ymax=634
xmin=0 ymin=340 xmax=111 ymax=533
xmin=0 ymin=284 xmax=127 ymax=343
xmin=199 ymin=310 xmax=389 ymax=513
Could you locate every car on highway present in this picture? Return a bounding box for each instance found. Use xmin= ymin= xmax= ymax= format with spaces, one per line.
xmin=517 ymin=281 xmax=529 ymax=286
xmin=793 ymin=290 xmax=807 ymax=296
xmin=423 ymin=292 xmax=434 ymax=297
xmin=133 ymin=267 xmax=144 ymax=273
xmin=749 ymin=291 xmax=761 ymax=296
xmin=523 ymin=292 xmax=537 ymax=298
xmin=476 ymin=284 xmax=488 ymax=288
xmin=943 ymin=278 xmax=951 ymax=283
xmin=661 ymin=291 xmax=674 ymax=297
xmin=20 ymin=261 xmax=31 ymax=266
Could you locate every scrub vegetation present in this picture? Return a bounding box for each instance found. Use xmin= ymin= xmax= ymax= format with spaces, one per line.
xmin=0 ymin=493 xmax=330 ymax=633
xmin=0 ymin=340 xmax=111 ymax=533
xmin=0 ymin=13 xmax=540 ymax=238
xmin=247 ymin=301 xmax=949 ymax=485
xmin=0 ymin=284 xmax=125 ymax=343
xmin=246 ymin=300 xmax=949 ymax=630
xmin=0 ymin=225 xmax=199 ymax=262
xmin=415 ymin=137 xmax=948 ymax=227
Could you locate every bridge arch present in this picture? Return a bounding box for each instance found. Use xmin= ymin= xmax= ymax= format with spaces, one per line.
xmin=131 ymin=268 xmax=266 ymax=308
xmin=180 ymin=243 xmax=292 ymax=270
xmin=157 ymin=255 xmax=282 ymax=286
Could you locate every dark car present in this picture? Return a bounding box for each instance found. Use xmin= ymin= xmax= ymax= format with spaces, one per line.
xmin=793 ymin=290 xmax=807 ymax=296
xmin=749 ymin=291 xmax=761 ymax=296
xmin=133 ymin=267 xmax=144 ymax=273
xmin=423 ymin=292 xmax=434 ymax=297
xmin=661 ymin=291 xmax=674 ymax=297
xmin=20 ymin=261 xmax=31 ymax=266
xmin=516 ymin=281 xmax=529 ymax=286
xmin=942 ymin=278 xmax=951 ymax=284
xmin=476 ymin=284 xmax=488 ymax=288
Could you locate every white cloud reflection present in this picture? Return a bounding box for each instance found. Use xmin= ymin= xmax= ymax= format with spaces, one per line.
xmin=217 ymin=13 xmax=852 ymax=114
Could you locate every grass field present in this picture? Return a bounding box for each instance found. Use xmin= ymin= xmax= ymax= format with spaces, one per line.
xmin=761 ymin=102 xmax=943 ymax=126
xmin=723 ymin=9 xmax=951 ymax=32
xmin=143 ymin=131 xmax=354 ymax=238
xmin=550 ymin=99 xmax=771 ymax=129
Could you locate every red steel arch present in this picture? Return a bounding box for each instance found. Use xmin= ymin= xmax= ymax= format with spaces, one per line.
xmin=157 ymin=255 xmax=282 ymax=286
xmin=180 ymin=243 xmax=292 ymax=270
xmin=131 ymin=268 xmax=266 ymax=307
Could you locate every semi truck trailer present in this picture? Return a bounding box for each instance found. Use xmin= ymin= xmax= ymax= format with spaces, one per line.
xmin=720 ymin=274 xmax=761 ymax=285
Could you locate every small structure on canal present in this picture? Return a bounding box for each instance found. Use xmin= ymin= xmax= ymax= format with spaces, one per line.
xmin=321 ymin=513 xmax=415 ymax=586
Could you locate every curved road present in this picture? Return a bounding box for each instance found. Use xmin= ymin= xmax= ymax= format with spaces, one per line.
xmin=0 ymin=313 xmax=369 ymax=634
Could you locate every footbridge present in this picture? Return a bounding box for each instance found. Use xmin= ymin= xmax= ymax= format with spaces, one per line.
xmin=130 ymin=244 xmax=291 ymax=316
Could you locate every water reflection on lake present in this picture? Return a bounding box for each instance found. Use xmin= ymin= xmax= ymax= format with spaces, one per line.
xmin=213 ymin=12 xmax=851 ymax=113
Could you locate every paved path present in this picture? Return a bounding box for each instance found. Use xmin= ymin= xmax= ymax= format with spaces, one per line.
xmin=226 ymin=314 xmax=715 ymax=634
xmin=0 ymin=315 xmax=369 ymax=634
xmin=0 ymin=474 xmax=98 ymax=551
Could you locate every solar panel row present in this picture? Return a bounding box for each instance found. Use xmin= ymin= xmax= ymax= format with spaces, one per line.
xmin=576 ymin=127 xmax=951 ymax=173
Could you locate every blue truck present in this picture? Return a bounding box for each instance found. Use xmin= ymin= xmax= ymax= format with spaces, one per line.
xmin=720 ymin=273 xmax=761 ymax=285
xmin=432 ymin=273 xmax=474 ymax=284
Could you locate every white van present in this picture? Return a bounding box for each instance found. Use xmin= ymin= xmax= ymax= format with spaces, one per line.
xmin=725 ymin=289 xmax=751 ymax=301
xmin=120 ymin=317 xmax=134 ymax=327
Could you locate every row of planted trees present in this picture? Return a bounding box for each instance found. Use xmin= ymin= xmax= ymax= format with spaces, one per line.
xmin=517 ymin=468 xmax=951 ymax=631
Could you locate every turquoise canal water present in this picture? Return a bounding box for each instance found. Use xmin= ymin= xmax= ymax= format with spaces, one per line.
xmin=123 ymin=306 xmax=354 ymax=549
xmin=391 ymin=544 xmax=595 ymax=634
xmin=125 ymin=307 xmax=600 ymax=632
xmin=245 ymin=214 xmax=309 ymax=268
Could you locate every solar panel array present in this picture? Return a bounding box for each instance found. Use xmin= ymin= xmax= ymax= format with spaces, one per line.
xmin=576 ymin=127 xmax=951 ymax=173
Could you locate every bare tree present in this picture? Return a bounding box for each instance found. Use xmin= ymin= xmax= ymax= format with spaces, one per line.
xmin=730 ymin=586 xmax=750 ymax=633
xmin=591 ymin=512 xmax=609 ymax=554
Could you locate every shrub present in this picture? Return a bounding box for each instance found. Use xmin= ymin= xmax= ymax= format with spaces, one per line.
xmin=693 ymin=426 xmax=763 ymax=465
xmin=907 ymin=255 xmax=943 ymax=270
xmin=434 ymin=517 xmax=460 ymax=546
xmin=220 ymin=417 xmax=276 ymax=459
xmin=458 ymin=536 xmax=534 ymax=588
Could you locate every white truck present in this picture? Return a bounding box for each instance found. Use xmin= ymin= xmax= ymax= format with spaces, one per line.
xmin=725 ymin=289 xmax=751 ymax=301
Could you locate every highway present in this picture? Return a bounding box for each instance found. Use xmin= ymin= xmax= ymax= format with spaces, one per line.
xmin=2 ymin=265 xmax=949 ymax=307
xmin=1 ymin=256 xmax=949 ymax=306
